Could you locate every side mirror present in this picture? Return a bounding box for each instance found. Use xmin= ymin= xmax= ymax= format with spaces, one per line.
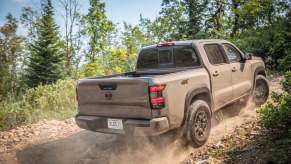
xmin=243 ymin=52 xmax=253 ymax=60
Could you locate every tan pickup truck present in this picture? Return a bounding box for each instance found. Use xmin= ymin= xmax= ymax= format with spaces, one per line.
xmin=75 ymin=39 xmax=269 ymax=147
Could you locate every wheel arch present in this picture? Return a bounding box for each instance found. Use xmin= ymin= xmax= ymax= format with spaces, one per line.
xmin=252 ymin=66 xmax=267 ymax=91
xmin=255 ymin=66 xmax=266 ymax=77
xmin=181 ymin=87 xmax=213 ymax=126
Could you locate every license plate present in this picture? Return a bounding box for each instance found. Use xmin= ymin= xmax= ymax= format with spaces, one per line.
xmin=107 ymin=119 xmax=123 ymax=130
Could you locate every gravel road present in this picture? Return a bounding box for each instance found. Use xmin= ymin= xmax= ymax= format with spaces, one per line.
xmin=0 ymin=76 xmax=282 ymax=164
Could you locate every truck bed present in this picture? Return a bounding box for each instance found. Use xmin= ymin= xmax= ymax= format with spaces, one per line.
xmin=76 ymin=68 xmax=190 ymax=119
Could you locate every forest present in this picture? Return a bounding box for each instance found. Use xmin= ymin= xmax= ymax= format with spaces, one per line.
xmin=0 ymin=0 xmax=290 ymax=132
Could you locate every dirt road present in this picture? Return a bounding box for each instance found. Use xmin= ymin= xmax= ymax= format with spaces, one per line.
xmin=0 ymin=76 xmax=282 ymax=164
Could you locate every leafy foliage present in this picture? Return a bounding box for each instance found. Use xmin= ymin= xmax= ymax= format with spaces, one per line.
xmin=58 ymin=0 xmax=83 ymax=76
xmin=121 ymin=23 xmax=150 ymax=71
xmin=0 ymin=80 xmax=76 ymax=131
xmin=257 ymin=71 xmax=291 ymax=132
xmin=82 ymin=0 xmax=114 ymax=63
xmin=0 ymin=14 xmax=23 ymax=101
xmin=140 ymin=0 xmax=189 ymax=42
xmin=79 ymin=61 xmax=105 ymax=78
xmin=185 ymin=0 xmax=208 ymax=38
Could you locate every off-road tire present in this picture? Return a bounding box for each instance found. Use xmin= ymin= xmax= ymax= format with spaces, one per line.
xmin=185 ymin=100 xmax=211 ymax=148
xmin=253 ymin=75 xmax=269 ymax=106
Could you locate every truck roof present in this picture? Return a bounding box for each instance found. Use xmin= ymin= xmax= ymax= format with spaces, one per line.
xmin=141 ymin=39 xmax=229 ymax=49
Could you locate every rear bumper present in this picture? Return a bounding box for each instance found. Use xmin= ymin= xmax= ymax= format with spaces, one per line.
xmin=75 ymin=115 xmax=170 ymax=136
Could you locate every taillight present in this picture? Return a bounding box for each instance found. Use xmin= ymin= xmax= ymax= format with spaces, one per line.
xmin=149 ymin=85 xmax=165 ymax=92
xmin=156 ymin=42 xmax=175 ymax=47
xmin=75 ymin=86 xmax=79 ymax=102
xmin=149 ymin=84 xmax=166 ymax=110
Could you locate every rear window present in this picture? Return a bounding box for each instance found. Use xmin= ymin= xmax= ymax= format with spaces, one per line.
xmin=137 ymin=48 xmax=158 ymax=69
xmin=137 ymin=46 xmax=200 ymax=69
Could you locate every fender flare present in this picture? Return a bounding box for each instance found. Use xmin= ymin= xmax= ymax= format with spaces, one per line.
xmin=252 ymin=66 xmax=267 ymax=91
xmin=254 ymin=66 xmax=266 ymax=77
xmin=181 ymin=87 xmax=213 ymax=126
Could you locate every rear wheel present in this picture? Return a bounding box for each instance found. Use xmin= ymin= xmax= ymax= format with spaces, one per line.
xmin=253 ymin=75 xmax=269 ymax=106
xmin=185 ymin=100 xmax=211 ymax=147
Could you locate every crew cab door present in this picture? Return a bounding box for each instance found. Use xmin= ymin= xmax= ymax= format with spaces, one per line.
xmin=203 ymin=44 xmax=232 ymax=109
xmin=222 ymin=43 xmax=252 ymax=100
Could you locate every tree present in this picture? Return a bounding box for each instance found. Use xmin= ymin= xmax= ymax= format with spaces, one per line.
xmin=273 ymin=8 xmax=291 ymax=71
xmin=121 ymin=23 xmax=149 ymax=71
xmin=58 ymin=0 xmax=82 ymax=76
xmin=139 ymin=0 xmax=188 ymax=42
xmin=26 ymin=0 xmax=65 ymax=87
xmin=142 ymin=0 xmax=209 ymax=41
xmin=82 ymin=0 xmax=114 ymax=63
xmin=20 ymin=7 xmax=39 ymax=42
xmin=206 ymin=0 xmax=227 ymax=38
xmin=184 ymin=0 xmax=208 ymax=38
xmin=156 ymin=0 xmax=188 ymax=41
xmin=0 ymin=13 xmax=23 ymax=101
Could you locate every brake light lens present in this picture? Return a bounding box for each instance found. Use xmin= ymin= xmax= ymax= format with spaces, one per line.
xmin=149 ymin=85 xmax=166 ymax=110
xmin=157 ymin=42 xmax=175 ymax=47
xmin=151 ymin=97 xmax=165 ymax=103
xmin=76 ymin=87 xmax=79 ymax=102
xmin=149 ymin=85 xmax=165 ymax=92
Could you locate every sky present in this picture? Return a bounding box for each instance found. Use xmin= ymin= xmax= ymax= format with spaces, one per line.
xmin=0 ymin=0 xmax=163 ymax=35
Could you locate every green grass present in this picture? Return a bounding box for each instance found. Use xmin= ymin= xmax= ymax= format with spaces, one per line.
xmin=0 ymin=79 xmax=77 ymax=131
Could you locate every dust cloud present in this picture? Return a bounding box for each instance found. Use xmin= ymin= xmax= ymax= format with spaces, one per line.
xmin=210 ymin=98 xmax=256 ymax=142
xmin=0 ymin=98 xmax=259 ymax=164
xmin=107 ymin=99 xmax=257 ymax=164
xmin=108 ymin=133 xmax=190 ymax=164
xmin=108 ymin=97 xmax=260 ymax=164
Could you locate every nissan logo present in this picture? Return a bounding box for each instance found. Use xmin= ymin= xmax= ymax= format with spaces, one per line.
xmin=105 ymin=92 xmax=112 ymax=100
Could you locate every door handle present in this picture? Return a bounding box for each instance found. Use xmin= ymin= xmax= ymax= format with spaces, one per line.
xmin=213 ymin=71 xmax=219 ymax=77
xmin=232 ymin=67 xmax=237 ymax=72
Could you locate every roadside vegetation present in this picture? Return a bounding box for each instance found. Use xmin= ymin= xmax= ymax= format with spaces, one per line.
xmin=0 ymin=0 xmax=290 ymax=131
xmin=0 ymin=80 xmax=76 ymax=131
xmin=258 ymin=71 xmax=291 ymax=131
xmin=256 ymin=71 xmax=291 ymax=162
xmin=185 ymin=72 xmax=291 ymax=163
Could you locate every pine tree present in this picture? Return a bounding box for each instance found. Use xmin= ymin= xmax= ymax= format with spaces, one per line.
xmin=26 ymin=0 xmax=65 ymax=87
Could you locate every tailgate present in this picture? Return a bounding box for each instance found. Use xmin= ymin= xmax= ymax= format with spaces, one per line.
xmin=76 ymin=77 xmax=152 ymax=119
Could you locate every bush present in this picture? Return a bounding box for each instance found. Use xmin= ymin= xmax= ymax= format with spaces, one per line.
xmin=257 ymin=71 xmax=291 ymax=132
xmin=0 ymin=79 xmax=77 ymax=131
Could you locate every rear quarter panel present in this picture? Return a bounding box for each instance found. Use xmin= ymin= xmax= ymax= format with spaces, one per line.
xmin=150 ymin=68 xmax=210 ymax=128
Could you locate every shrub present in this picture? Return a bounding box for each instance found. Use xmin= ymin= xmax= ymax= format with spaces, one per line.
xmin=0 ymin=79 xmax=77 ymax=131
xmin=257 ymin=71 xmax=291 ymax=132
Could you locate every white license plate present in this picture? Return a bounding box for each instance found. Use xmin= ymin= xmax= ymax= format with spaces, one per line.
xmin=107 ymin=119 xmax=123 ymax=130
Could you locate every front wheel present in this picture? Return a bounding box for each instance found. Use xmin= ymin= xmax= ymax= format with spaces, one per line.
xmin=253 ymin=75 xmax=269 ymax=106
xmin=185 ymin=100 xmax=211 ymax=148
